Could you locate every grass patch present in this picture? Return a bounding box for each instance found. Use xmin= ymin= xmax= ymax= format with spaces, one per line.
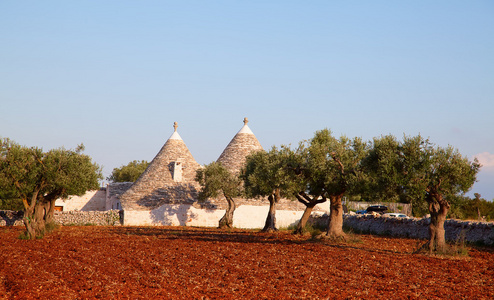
xmin=18 ymin=231 xmax=30 ymax=240
xmin=450 ymin=231 xmax=469 ymax=257
xmin=45 ymin=221 xmax=59 ymax=233
xmin=342 ymin=228 xmax=363 ymax=244
xmin=414 ymin=234 xmax=470 ymax=257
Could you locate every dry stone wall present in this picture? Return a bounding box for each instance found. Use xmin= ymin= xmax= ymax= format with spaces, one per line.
xmin=4 ymin=208 xmax=492 ymax=245
xmin=0 ymin=210 xmax=24 ymax=226
xmin=310 ymin=213 xmax=494 ymax=245
xmin=54 ymin=210 xmax=122 ymax=226
xmin=0 ymin=210 xmax=122 ymax=226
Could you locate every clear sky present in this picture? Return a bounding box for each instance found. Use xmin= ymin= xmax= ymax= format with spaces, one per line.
xmin=1 ymin=1 xmax=493 ymax=200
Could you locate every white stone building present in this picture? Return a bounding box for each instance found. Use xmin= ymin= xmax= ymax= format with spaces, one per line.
xmin=57 ymin=119 xmax=329 ymax=228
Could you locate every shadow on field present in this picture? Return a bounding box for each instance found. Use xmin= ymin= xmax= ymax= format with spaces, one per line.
xmin=108 ymin=226 xmax=300 ymax=245
xmin=106 ymin=226 xmax=417 ymax=255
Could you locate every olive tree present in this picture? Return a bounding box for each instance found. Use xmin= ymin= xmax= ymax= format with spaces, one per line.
xmin=195 ymin=162 xmax=242 ymax=229
xmin=364 ymin=134 xmax=481 ymax=252
xmin=242 ymin=146 xmax=303 ymax=232
xmin=0 ymin=138 xmax=102 ymax=239
xmin=420 ymin=145 xmax=480 ymax=253
xmin=305 ymin=129 xmax=367 ymax=239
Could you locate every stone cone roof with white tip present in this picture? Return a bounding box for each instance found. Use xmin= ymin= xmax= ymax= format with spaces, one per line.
xmin=217 ymin=118 xmax=263 ymax=174
xmin=120 ymin=122 xmax=202 ymax=210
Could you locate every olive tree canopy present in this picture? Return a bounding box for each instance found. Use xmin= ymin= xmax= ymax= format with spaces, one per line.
xmin=0 ymin=138 xmax=102 ymax=239
xmin=363 ymin=134 xmax=481 ymax=252
xmin=242 ymin=146 xmax=304 ymax=232
xmin=195 ymin=161 xmax=242 ymax=228
xmin=305 ymin=129 xmax=368 ymax=238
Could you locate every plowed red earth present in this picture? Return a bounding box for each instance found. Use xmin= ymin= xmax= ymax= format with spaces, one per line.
xmin=0 ymin=226 xmax=493 ymax=299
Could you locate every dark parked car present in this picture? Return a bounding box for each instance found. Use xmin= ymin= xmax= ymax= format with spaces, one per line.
xmin=365 ymin=205 xmax=388 ymax=214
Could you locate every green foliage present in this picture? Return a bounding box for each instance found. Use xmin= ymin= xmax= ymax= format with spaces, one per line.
xmin=0 ymin=138 xmax=44 ymax=204
xmin=450 ymin=193 xmax=494 ymax=221
xmin=361 ymin=134 xmax=481 ymax=217
xmin=43 ymin=144 xmax=103 ymax=198
xmin=361 ymin=135 xmax=402 ymax=203
xmin=18 ymin=231 xmax=30 ymax=240
xmin=45 ymin=221 xmax=59 ymax=233
xmin=0 ymin=139 xmax=102 ymax=202
xmin=107 ymin=160 xmax=149 ymax=182
xmin=0 ymin=197 xmax=24 ymax=211
xmin=425 ymin=145 xmax=480 ymax=198
xmin=195 ymin=162 xmax=242 ymax=200
xmin=304 ymin=129 xmax=368 ymax=197
xmin=0 ymin=137 xmax=102 ymax=238
xmin=242 ymin=145 xmax=305 ymax=199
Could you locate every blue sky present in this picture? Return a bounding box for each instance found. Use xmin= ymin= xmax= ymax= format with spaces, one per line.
xmin=1 ymin=1 xmax=493 ymax=200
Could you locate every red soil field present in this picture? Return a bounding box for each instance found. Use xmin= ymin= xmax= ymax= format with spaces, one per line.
xmin=1 ymin=226 xmax=493 ymax=299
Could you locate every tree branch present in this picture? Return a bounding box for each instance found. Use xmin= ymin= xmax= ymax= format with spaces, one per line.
xmin=330 ymin=152 xmax=345 ymax=175
xmin=295 ymin=193 xmax=309 ymax=206
xmin=314 ymin=194 xmax=327 ymax=205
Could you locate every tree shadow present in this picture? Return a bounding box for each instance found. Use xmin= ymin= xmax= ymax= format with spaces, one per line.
xmin=107 ymin=226 xmax=298 ymax=245
xmin=149 ymin=204 xmax=199 ymax=226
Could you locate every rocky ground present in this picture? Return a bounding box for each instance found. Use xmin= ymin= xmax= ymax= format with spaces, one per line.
xmin=1 ymin=226 xmax=493 ymax=299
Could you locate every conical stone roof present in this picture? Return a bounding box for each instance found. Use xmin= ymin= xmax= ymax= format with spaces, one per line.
xmin=120 ymin=122 xmax=202 ymax=210
xmin=217 ymin=118 xmax=263 ymax=174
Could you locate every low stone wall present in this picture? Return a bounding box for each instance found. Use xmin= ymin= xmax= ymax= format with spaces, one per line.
xmin=309 ymin=214 xmax=494 ymax=246
xmin=0 ymin=210 xmax=24 ymax=226
xmin=0 ymin=210 xmax=122 ymax=226
xmin=4 ymin=209 xmax=493 ymax=245
xmin=54 ymin=210 xmax=122 ymax=226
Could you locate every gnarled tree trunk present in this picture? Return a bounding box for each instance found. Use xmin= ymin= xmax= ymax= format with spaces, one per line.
xmin=326 ymin=193 xmax=346 ymax=239
xmin=44 ymin=197 xmax=57 ymax=225
xmin=218 ymin=195 xmax=236 ymax=229
xmin=22 ymin=189 xmax=58 ymax=239
xmin=262 ymin=188 xmax=280 ymax=232
xmin=293 ymin=192 xmax=326 ymax=234
xmin=426 ymin=192 xmax=450 ymax=253
xmin=24 ymin=201 xmax=48 ymax=239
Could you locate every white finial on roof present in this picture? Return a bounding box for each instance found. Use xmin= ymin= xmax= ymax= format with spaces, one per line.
xmin=237 ymin=117 xmax=254 ymax=134
xmin=169 ymin=121 xmax=182 ymax=140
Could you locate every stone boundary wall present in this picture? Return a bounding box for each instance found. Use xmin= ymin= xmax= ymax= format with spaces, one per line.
xmin=53 ymin=210 xmax=122 ymax=226
xmin=310 ymin=214 xmax=494 ymax=246
xmin=4 ymin=209 xmax=493 ymax=245
xmin=0 ymin=210 xmax=24 ymax=226
xmin=0 ymin=210 xmax=122 ymax=226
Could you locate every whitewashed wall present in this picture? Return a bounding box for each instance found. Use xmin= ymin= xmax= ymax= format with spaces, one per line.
xmin=54 ymin=189 xmax=106 ymax=211
xmin=122 ymin=204 xmax=322 ymax=229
